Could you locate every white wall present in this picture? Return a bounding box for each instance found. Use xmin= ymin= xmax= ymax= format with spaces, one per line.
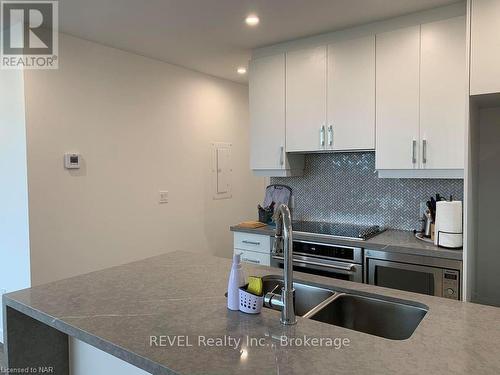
xmin=0 ymin=68 xmax=32 ymax=341
xmin=23 ymin=33 xmax=265 ymax=286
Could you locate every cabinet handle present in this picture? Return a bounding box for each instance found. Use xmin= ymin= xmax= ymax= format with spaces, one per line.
xmin=279 ymin=146 xmax=284 ymax=166
xmin=412 ymin=140 xmax=417 ymax=164
xmin=242 ymin=240 xmax=261 ymax=246
xmin=328 ymin=125 xmax=333 ymax=147
xmin=320 ymin=125 xmax=326 ymax=147
xmin=422 ymin=139 xmax=427 ymax=164
xmin=242 ymin=257 xmax=261 ymax=264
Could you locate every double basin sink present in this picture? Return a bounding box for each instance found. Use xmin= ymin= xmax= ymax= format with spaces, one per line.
xmin=262 ymin=275 xmax=428 ymax=340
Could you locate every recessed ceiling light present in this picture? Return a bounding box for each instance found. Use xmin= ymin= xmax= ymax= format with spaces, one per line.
xmin=245 ymin=14 xmax=259 ymax=26
xmin=237 ymin=67 xmax=247 ymax=75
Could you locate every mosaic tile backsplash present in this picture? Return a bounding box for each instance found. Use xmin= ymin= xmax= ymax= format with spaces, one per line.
xmin=271 ymin=152 xmax=464 ymax=231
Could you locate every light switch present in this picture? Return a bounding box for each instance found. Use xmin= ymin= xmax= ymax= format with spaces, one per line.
xmin=159 ymin=191 xmax=168 ymax=203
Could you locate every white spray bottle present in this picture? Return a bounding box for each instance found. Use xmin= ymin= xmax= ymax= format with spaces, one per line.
xmin=227 ymin=253 xmax=246 ymax=310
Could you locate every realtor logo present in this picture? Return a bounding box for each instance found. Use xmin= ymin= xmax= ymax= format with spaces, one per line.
xmin=1 ymin=0 xmax=58 ymax=69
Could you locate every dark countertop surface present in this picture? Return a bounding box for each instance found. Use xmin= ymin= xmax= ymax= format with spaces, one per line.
xmin=3 ymin=251 xmax=499 ymax=375
xmin=230 ymin=225 xmax=463 ymax=261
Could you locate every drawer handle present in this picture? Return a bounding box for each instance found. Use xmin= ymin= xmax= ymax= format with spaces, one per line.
xmin=242 ymin=258 xmax=261 ymax=264
xmin=273 ymin=256 xmax=356 ymax=273
xmin=242 ymin=240 xmax=261 ymax=246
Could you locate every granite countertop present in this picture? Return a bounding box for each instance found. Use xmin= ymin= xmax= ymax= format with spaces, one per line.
xmin=230 ymin=225 xmax=463 ymax=260
xmin=3 ymin=251 xmax=499 ymax=374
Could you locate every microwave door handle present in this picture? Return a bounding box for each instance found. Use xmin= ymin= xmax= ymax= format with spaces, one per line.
xmin=272 ymin=256 xmax=356 ymax=273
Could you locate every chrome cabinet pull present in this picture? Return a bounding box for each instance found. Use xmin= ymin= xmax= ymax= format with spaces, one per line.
xmin=242 ymin=257 xmax=261 ymax=264
xmin=422 ymin=139 xmax=427 ymax=164
xmin=272 ymin=256 xmax=356 ymax=274
xmin=328 ymin=125 xmax=333 ymax=147
xmin=279 ymin=146 xmax=284 ymax=166
xmin=320 ymin=125 xmax=326 ymax=147
xmin=412 ymin=140 xmax=417 ymax=164
xmin=242 ymin=240 xmax=261 ymax=246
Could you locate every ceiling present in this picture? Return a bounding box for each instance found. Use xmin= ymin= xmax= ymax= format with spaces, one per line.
xmin=59 ymin=0 xmax=460 ymax=83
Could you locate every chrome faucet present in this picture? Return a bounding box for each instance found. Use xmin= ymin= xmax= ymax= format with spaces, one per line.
xmin=265 ymin=204 xmax=296 ymax=325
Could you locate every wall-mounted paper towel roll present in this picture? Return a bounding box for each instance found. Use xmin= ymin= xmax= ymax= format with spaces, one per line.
xmin=434 ymin=201 xmax=463 ymax=249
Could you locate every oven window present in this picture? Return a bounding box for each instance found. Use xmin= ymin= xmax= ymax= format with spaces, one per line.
xmin=375 ymin=265 xmax=435 ymax=295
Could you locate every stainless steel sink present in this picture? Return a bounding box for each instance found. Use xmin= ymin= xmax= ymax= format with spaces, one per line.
xmin=261 ymin=275 xmax=428 ymax=340
xmin=262 ymin=275 xmax=335 ymax=316
xmin=308 ymin=293 xmax=428 ymax=340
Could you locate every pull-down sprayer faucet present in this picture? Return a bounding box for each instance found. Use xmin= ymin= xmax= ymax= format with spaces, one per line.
xmin=264 ymin=204 xmax=296 ymax=325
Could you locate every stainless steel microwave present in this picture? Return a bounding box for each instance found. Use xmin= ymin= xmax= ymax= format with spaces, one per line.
xmin=365 ymin=249 xmax=462 ymax=300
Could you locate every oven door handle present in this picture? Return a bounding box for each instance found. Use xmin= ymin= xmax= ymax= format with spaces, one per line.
xmin=272 ymin=256 xmax=356 ymax=273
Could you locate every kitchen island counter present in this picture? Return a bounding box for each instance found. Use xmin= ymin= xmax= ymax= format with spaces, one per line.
xmin=3 ymin=251 xmax=497 ymax=374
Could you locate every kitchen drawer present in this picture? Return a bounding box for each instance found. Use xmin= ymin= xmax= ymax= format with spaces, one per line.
xmin=234 ymin=249 xmax=270 ymax=267
xmin=233 ymin=232 xmax=270 ymax=254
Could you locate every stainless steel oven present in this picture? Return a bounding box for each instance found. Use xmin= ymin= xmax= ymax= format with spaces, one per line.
xmin=271 ymin=239 xmax=363 ymax=283
xmin=365 ymin=249 xmax=462 ymax=300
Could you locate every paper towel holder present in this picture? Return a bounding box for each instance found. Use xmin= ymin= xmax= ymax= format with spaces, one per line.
xmin=437 ymin=230 xmax=463 ymax=249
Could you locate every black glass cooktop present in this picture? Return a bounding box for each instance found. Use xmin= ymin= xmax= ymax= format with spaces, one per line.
xmin=292 ymin=221 xmax=383 ymax=241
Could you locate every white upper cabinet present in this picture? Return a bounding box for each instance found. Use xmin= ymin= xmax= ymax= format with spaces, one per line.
xmin=376 ymin=17 xmax=466 ymax=173
xmin=327 ymin=35 xmax=375 ymax=151
xmin=249 ymin=7 xmax=466 ymax=177
xmin=376 ymin=26 xmax=421 ymax=170
xmin=249 ymin=54 xmax=304 ymax=176
xmin=286 ymin=46 xmax=327 ymax=152
xmin=420 ymin=16 xmax=466 ymax=170
xmin=470 ymin=0 xmax=500 ymax=95
xmin=249 ymin=54 xmax=286 ymax=170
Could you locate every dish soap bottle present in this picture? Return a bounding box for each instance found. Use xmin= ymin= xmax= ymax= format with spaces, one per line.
xmin=227 ymin=253 xmax=246 ymax=310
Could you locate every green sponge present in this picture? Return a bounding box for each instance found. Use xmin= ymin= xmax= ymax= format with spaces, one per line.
xmin=247 ymin=276 xmax=263 ymax=296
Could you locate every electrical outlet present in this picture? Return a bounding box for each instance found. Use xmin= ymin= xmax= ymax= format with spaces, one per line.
xmin=159 ymin=191 xmax=168 ymax=204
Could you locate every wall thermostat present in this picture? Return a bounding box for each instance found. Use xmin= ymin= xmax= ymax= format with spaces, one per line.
xmin=64 ymin=153 xmax=81 ymax=169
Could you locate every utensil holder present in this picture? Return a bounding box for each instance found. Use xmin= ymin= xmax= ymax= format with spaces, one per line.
xmin=258 ymin=206 xmax=273 ymax=224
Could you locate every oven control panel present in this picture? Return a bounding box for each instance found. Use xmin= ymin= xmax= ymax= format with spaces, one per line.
xmin=442 ymin=269 xmax=460 ymax=300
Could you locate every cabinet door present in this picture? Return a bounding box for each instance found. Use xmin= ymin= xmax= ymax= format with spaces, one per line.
xmin=286 ymin=46 xmax=327 ymax=152
xmin=249 ymin=54 xmax=286 ymax=170
xmin=327 ymin=35 xmax=375 ymax=151
xmin=376 ymin=26 xmax=420 ymax=170
xmin=471 ymin=0 xmax=500 ymax=95
xmin=420 ymin=16 xmax=466 ymax=170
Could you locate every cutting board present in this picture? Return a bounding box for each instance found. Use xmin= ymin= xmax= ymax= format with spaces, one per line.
xmin=237 ymin=221 xmax=267 ymax=229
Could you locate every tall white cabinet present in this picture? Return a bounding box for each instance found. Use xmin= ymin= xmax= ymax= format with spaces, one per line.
xmin=376 ymin=16 xmax=466 ymax=173
xmin=420 ymin=16 xmax=466 ymax=170
xmin=249 ymin=53 xmax=304 ymax=176
xmin=285 ymin=46 xmax=327 ymax=152
xmin=470 ymin=0 xmax=500 ymax=95
xmin=327 ymin=36 xmax=375 ymax=151
xmin=376 ymin=26 xmax=421 ymax=170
